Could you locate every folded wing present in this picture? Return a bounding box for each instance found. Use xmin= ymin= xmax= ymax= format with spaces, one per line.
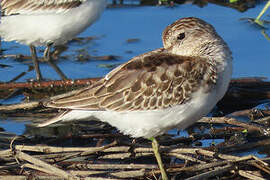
xmin=44 ymin=50 xmax=217 ymax=112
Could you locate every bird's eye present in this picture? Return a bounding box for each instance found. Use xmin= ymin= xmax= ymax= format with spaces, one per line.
xmin=177 ymin=33 xmax=185 ymax=40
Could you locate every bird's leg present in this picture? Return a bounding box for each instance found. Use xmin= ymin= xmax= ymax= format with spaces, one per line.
xmin=44 ymin=43 xmax=68 ymax=80
xmin=30 ymin=45 xmax=42 ymax=81
xmin=43 ymin=43 xmax=52 ymax=61
xmin=0 ymin=37 xmax=2 ymax=55
xmin=150 ymin=137 xmax=169 ymax=180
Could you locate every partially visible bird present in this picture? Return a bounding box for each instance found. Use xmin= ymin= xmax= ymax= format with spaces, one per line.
xmin=38 ymin=17 xmax=233 ymax=179
xmin=0 ymin=0 xmax=107 ymax=80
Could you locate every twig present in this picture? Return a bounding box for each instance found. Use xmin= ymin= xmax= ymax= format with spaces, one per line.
xmin=22 ymin=163 xmax=60 ymax=176
xmin=98 ymin=152 xmax=133 ymax=159
xmin=15 ymin=150 xmax=77 ymax=179
xmin=218 ymin=138 xmax=270 ymax=153
xmin=15 ymin=141 xmax=118 ymax=154
xmin=0 ymin=176 xmax=62 ymax=180
xmin=110 ymin=169 xmax=146 ymax=178
xmin=166 ymin=160 xmax=229 ymax=173
xmin=198 ymin=117 xmax=270 ymax=135
xmin=71 ymin=169 xmax=146 ymax=179
xmin=69 ymin=170 xmax=106 ymax=176
xmin=69 ymin=164 xmax=157 ymax=170
xmin=186 ymin=164 xmax=234 ymax=180
xmin=81 ymin=140 xmax=117 ymax=156
xmin=0 ymin=77 xmax=100 ymax=90
xmin=167 ymin=152 xmax=206 ymax=164
xmin=0 ymin=102 xmax=41 ymax=111
xmin=238 ymin=170 xmax=266 ymax=180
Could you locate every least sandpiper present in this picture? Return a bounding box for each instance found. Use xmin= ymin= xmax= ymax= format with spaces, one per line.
xmin=38 ymin=17 xmax=233 ymax=179
xmin=0 ymin=0 xmax=107 ymax=80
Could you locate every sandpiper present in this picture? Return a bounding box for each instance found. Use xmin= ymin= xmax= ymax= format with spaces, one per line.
xmin=0 ymin=0 xmax=107 ymax=80
xmin=38 ymin=17 xmax=233 ymax=179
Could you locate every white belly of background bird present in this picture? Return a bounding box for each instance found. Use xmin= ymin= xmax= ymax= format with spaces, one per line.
xmin=0 ymin=0 xmax=106 ymax=46
xmin=0 ymin=0 xmax=107 ymax=80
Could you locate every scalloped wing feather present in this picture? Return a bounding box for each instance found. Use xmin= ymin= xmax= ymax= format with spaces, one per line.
xmin=45 ymin=51 xmax=217 ymax=111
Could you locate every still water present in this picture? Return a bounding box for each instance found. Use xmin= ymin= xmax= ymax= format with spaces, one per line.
xmin=0 ymin=2 xmax=269 ymax=138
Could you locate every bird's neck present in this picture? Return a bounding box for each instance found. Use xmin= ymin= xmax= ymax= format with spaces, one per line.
xmin=168 ymin=40 xmax=232 ymax=73
xmin=201 ymin=40 xmax=232 ymax=73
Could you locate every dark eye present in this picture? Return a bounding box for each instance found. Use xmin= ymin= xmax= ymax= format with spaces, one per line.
xmin=177 ymin=33 xmax=185 ymax=40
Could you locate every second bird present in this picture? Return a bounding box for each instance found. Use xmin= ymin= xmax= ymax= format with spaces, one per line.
xmin=0 ymin=0 xmax=107 ymax=80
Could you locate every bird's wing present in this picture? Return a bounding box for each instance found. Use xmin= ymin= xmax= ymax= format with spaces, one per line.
xmin=44 ymin=50 xmax=218 ymax=111
xmin=1 ymin=0 xmax=83 ymax=16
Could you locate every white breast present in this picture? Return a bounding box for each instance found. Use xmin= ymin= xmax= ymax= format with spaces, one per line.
xmin=0 ymin=0 xmax=106 ymax=46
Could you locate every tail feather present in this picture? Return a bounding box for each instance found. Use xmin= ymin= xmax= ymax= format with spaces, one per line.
xmin=37 ymin=110 xmax=70 ymax=127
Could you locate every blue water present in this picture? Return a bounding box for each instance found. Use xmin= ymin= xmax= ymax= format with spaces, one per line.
xmin=0 ymin=2 xmax=270 ymax=144
xmin=1 ymin=3 xmax=270 ymax=82
xmin=1 ymin=119 xmax=26 ymax=134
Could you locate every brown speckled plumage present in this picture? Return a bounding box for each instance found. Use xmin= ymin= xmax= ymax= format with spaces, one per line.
xmin=45 ymin=49 xmax=217 ymax=111
xmin=1 ymin=0 xmax=82 ymax=15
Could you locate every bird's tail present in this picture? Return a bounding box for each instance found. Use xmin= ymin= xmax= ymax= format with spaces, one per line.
xmin=37 ymin=110 xmax=70 ymax=127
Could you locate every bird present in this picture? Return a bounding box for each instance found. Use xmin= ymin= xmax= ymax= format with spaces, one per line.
xmin=37 ymin=17 xmax=233 ymax=179
xmin=0 ymin=0 xmax=107 ymax=81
